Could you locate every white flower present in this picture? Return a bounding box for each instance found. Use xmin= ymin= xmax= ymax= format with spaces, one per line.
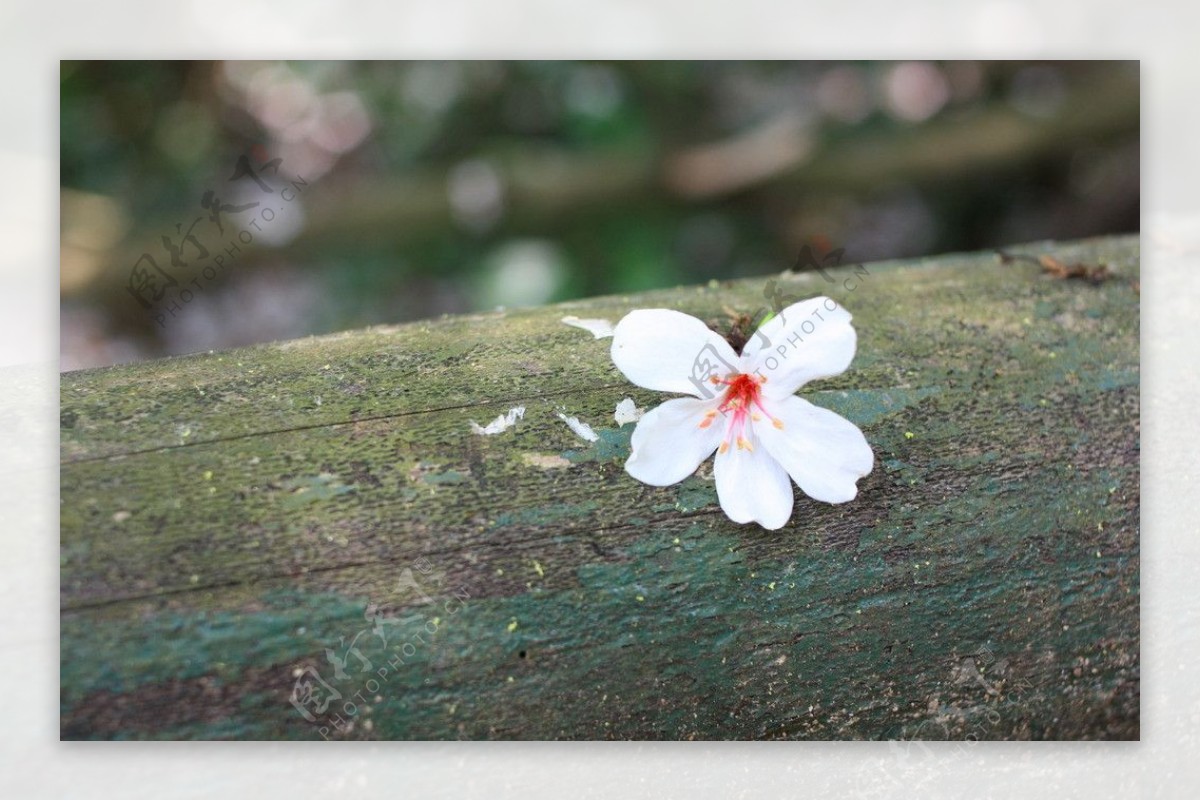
xmin=610 ymin=297 xmax=873 ymax=530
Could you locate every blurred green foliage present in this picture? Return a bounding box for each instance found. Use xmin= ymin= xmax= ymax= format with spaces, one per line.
xmin=60 ymin=61 xmax=1138 ymax=369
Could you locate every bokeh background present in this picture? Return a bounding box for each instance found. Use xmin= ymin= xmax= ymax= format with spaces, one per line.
xmin=59 ymin=60 xmax=1138 ymax=371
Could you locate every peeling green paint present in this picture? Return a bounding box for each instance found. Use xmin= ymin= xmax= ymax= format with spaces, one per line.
xmin=280 ymin=473 xmax=355 ymax=507
xmin=812 ymin=386 xmax=940 ymax=427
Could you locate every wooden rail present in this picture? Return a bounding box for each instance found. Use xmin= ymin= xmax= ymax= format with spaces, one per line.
xmin=60 ymin=235 xmax=1139 ymax=739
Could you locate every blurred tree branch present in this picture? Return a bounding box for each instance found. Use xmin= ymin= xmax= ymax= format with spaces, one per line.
xmin=66 ymin=62 xmax=1137 ymax=318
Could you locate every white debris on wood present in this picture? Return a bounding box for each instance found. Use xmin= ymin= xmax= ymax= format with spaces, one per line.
xmin=556 ymin=411 xmax=600 ymax=443
xmin=560 ymin=315 xmax=614 ymax=339
xmin=469 ymin=406 xmax=525 ymax=435
xmin=614 ymin=397 xmax=644 ymax=426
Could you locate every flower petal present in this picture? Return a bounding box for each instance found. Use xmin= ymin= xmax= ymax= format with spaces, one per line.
xmin=756 ymin=396 xmax=873 ymax=504
xmin=713 ymin=428 xmax=795 ymax=530
xmin=625 ymin=397 xmax=723 ymax=486
xmin=741 ymin=297 xmax=856 ymax=399
xmin=612 ymin=309 xmax=740 ymax=398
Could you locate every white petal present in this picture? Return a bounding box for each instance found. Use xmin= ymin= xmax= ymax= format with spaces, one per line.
xmin=741 ymin=296 xmax=857 ymax=399
xmin=613 ymin=397 xmax=644 ymax=426
xmin=625 ymin=397 xmax=723 ymax=486
xmin=713 ymin=427 xmax=795 ymax=530
xmin=611 ymin=309 xmax=740 ymax=398
xmin=556 ymin=411 xmax=599 ymax=443
xmin=561 ymin=315 xmax=614 ymax=339
xmin=469 ymin=405 xmax=525 ymax=435
xmin=756 ymin=396 xmax=873 ymax=504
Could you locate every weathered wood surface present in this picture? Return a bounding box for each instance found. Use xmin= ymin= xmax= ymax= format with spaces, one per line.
xmin=60 ymin=235 xmax=1140 ymax=740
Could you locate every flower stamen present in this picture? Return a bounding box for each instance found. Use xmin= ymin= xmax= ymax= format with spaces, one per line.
xmin=712 ymin=372 xmax=773 ymax=454
xmin=751 ymin=397 xmax=785 ymax=430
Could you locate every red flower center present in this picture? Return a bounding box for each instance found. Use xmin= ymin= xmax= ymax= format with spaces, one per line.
xmin=697 ymin=372 xmax=782 ymax=452
xmin=719 ymin=373 xmax=762 ymax=414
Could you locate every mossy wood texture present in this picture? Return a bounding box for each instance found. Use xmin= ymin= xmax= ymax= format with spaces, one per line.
xmin=60 ymin=236 xmax=1140 ymax=740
